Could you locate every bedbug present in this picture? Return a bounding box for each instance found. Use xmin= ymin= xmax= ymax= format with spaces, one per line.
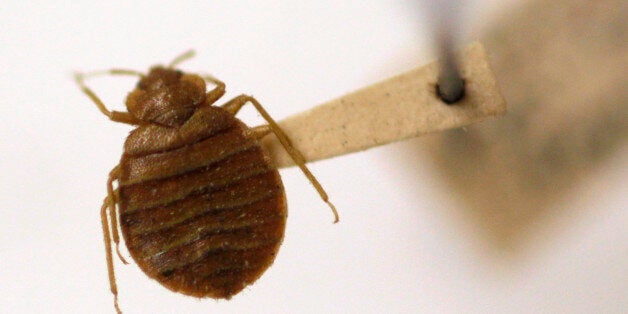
xmin=75 ymin=51 xmax=339 ymax=313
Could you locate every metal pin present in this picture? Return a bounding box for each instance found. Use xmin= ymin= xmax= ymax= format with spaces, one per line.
xmin=436 ymin=34 xmax=465 ymax=104
xmin=436 ymin=30 xmax=465 ymax=104
xmin=427 ymin=1 xmax=465 ymax=104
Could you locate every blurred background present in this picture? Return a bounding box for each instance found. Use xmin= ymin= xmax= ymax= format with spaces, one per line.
xmin=1 ymin=1 xmax=625 ymax=313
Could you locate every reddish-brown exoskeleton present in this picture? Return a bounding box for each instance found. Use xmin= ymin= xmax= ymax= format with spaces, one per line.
xmin=75 ymin=51 xmax=338 ymax=313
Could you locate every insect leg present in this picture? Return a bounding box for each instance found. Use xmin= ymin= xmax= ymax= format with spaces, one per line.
xmin=168 ymin=50 xmax=228 ymax=105
xmin=201 ymin=75 xmax=226 ymax=105
xmin=74 ymin=70 xmax=143 ymax=125
xmin=101 ymin=197 xmax=122 ymax=314
xmin=220 ymin=94 xmax=248 ymax=115
xmin=222 ymin=95 xmax=339 ymax=223
xmin=107 ymin=165 xmax=128 ymax=265
xmin=250 ymin=125 xmax=272 ymax=139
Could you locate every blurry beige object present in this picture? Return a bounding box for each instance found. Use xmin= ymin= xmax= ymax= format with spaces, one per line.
xmin=424 ymin=0 xmax=627 ymax=248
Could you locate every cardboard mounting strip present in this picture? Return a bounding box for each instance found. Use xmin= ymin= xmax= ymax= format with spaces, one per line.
xmin=262 ymin=42 xmax=506 ymax=168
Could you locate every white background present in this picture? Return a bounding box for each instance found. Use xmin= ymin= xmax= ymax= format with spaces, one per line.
xmin=1 ymin=1 xmax=626 ymax=313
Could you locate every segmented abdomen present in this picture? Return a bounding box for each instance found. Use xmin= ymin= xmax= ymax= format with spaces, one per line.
xmin=117 ymin=106 xmax=286 ymax=299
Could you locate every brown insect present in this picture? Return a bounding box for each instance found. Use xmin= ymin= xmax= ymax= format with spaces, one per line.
xmin=75 ymin=51 xmax=338 ymax=313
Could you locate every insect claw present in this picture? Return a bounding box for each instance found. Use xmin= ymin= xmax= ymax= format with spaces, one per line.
xmin=116 ymin=244 xmax=129 ymax=265
xmin=114 ymin=295 xmax=122 ymax=314
xmin=327 ymin=200 xmax=340 ymax=224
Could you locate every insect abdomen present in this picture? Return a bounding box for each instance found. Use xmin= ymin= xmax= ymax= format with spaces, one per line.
xmin=117 ymin=105 xmax=287 ymax=298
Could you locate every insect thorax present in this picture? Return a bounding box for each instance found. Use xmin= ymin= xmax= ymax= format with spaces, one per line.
xmin=126 ymin=67 xmax=207 ymax=127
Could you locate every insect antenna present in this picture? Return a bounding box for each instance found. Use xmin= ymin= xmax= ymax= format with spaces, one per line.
xmin=168 ymin=50 xmax=196 ymax=68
